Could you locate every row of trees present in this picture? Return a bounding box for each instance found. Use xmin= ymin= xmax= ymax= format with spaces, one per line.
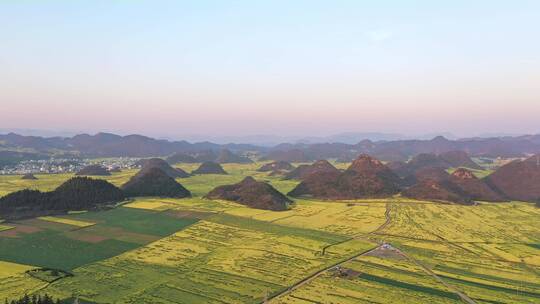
xmin=4 ymin=294 xmax=60 ymax=304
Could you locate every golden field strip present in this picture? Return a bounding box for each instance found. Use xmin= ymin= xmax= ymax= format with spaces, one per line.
xmin=0 ymin=162 xmax=539 ymax=303
xmin=0 ymin=224 xmax=14 ymax=232
xmin=37 ymin=216 xmax=96 ymax=228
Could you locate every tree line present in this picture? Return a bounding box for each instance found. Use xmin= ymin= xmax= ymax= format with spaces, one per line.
xmin=4 ymin=294 xmax=60 ymax=304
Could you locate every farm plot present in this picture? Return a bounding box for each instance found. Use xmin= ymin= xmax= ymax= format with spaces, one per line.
xmin=37 ymin=216 xmax=95 ymax=228
xmin=373 ymin=201 xmax=540 ymax=303
xmin=0 ymin=229 xmax=138 ymax=270
xmin=0 ymin=173 xmax=73 ymax=197
xmin=43 ymin=215 xmax=377 ymax=303
xmin=223 ymin=199 xmax=387 ymax=236
xmin=123 ymin=199 xmax=177 ymax=211
xmin=93 ymin=169 xmax=138 ymax=187
xmin=264 ymin=200 xmax=386 ymax=236
xmin=270 ymin=246 xmax=462 ymax=304
xmin=394 ymin=239 xmax=540 ymax=304
xmin=68 ymin=206 xmax=199 ymax=237
xmin=131 ymin=197 xmax=243 ymax=213
xmin=0 ymin=261 xmax=47 ymax=302
xmin=379 ymin=202 xmax=540 ymax=243
xmin=0 ymin=224 xmax=13 ymax=232
xmin=0 ymin=207 xmax=200 ymax=271
xmin=271 ymin=201 xmax=540 ymax=304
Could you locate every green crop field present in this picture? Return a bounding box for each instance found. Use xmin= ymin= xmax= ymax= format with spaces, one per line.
xmin=0 ymin=207 xmax=201 ymax=271
xmin=68 ymin=207 xmax=200 ymax=237
xmin=0 ymin=230 xmax=138 ymax=271
xmin=0 ymin=162 xmax=539 ymax=303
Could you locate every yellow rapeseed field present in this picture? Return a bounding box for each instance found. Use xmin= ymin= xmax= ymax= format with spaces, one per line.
xmin=0 ymin=261 xmax=46 ymax=302
xmin=37 ymin=216 xmax=95 ymax=228
xmin=123 ymin=200 xmax=175 ymax=211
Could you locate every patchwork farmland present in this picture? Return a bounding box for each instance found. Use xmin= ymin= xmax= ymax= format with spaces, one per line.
xmin=0 ymin=163 xmax=539 ymax=303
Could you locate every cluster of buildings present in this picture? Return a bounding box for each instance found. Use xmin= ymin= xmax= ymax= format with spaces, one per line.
xmin=0 ymin=157 xmax=141 ymax=175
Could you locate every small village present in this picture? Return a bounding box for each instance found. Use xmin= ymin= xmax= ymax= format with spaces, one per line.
xmin=0 ymin=158 xmax=141 ymax=175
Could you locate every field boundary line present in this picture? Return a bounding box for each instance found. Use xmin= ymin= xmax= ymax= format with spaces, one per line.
xmin=395 ymin=247 xmax=477 ymax=304
xmin=323 ymin=202 xmax=394 ymax=255
xmin=370 ymin=202 xmax=392 ymax=236
xmin=264 ymin=245 xmax=381 ymax=303
xmin=320 ymin=238 xmax=354 ymax=255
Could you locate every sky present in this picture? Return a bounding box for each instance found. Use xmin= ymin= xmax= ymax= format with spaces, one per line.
xmin=1 ymin=0 xmax=539 ymax=140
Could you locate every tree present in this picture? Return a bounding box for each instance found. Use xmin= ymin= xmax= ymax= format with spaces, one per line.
xmin=6 ymin=294 xmax=59 ymax=304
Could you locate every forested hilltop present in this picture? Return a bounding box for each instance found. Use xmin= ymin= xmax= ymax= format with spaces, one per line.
xmin=0 ymin=177 xmax=124 ymax=220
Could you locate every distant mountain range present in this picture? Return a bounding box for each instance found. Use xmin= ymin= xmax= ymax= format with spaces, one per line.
xmin=0 ymin=132 xmax=260 ymax=158
xmin=267 ymin=135 xmax=540 ymax=162
xmin=1 ymin=132 xmax=540 ymax=162
xmin=183 ymin=132 xmax=458 ymax=146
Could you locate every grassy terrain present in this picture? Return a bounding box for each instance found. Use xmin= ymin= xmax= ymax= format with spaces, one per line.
xmin=0 ymin=162 xmax=539 ymax=303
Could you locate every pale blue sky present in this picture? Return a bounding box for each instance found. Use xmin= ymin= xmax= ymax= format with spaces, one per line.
xmin=1 ymin=1 xmax=539 ymax=138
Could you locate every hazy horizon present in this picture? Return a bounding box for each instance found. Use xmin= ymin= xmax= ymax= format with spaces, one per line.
xmin=0 ymin=127 xmax=533 ymax=146
xmin=2 ymin=1 xmax=539 ymax=138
